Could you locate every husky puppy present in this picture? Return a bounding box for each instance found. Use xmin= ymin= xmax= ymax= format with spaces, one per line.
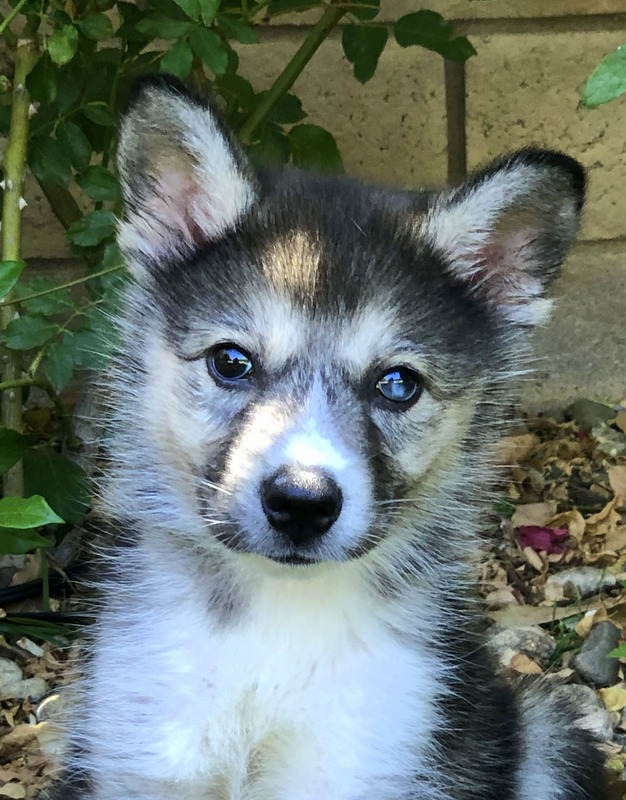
xmin=49 ymin=75 xmax=606 ymax=800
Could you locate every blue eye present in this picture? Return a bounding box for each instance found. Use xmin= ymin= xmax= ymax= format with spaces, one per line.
xmin=375 ymin=367 xmax=421 ymax=405
xmin=208 ymin=344 xmax=253 ymax=384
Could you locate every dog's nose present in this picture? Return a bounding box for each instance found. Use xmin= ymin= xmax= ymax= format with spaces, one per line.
xmin=261 ymin=466 xmax=343 ymax=545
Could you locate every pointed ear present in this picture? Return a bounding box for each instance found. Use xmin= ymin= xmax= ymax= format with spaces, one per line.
xmin=421 ymin=149 xmax=586 ymax=326
xmin=116 ymin=75 xmax=258 ymax=273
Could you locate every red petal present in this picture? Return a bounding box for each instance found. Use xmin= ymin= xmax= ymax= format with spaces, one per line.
xmin=516 ymin=525 xmax=569 ymax=555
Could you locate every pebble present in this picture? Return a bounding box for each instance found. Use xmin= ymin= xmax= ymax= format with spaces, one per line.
xmin=544 ymin=567 xmax=617 ymax=600
xmin=592 ymin=423 xmax=626 ymax=458
xmin=566 ymin=399 xmax=616 ymax=432
xmin=487 ymin=625 xmax=556 ymax=669
xmin=0 ymin=657 xmax=48 ymax=701
xmin=574 ymin=621 xmax=621 ymax=687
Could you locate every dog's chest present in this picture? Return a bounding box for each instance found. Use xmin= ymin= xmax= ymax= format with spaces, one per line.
xmin=96 ymin=569 xmax=443 ymax=799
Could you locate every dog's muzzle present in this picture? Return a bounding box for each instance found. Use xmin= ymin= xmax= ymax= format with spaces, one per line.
xmin=260 ymin=466 xmax=343 ymax=546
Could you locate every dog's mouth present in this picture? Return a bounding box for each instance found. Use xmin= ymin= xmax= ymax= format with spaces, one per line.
xmin=267 ymin=553 xmax=320 ymax=567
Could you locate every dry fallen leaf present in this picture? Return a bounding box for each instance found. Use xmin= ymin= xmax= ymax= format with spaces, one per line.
xmin=609 ymin=465 xmax=626 ymax=500
xmin=547 ymin=509 xmax=586 ymax=542
xmin=0 ymin=784 xmax=26 ymax=799
xmin=600 ymin=684 xmax=626 ymax=712
xmin=508 ymin=653 xmax=543 ymax=674
xmin=492 ymin=433 xmax=541 ymax=467
xmin=511 ymin=502 xmax=558 ymax=528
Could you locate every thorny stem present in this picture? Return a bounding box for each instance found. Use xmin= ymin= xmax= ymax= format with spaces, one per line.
xmin=237 ymin=0 xmax=348 ymax=144
xmin=1 ymin=38 xmax=37 ymax=498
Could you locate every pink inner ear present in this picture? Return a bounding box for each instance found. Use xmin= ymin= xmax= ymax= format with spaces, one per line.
xmin=461 ymin=230 xmax=542 ymax=309
xmin=151 ymin=168 xmax=210 ymax=251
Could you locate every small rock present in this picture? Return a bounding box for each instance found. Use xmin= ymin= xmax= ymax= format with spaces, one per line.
xmin=545 ymin=567 xmax=617 ymax=600
xmin=566 ymin=399 xmax=616 ymax=432
xmin=592 ymin=423 xmax=626 ymax=458
xmin=539 ymin=407 xmax=567 ymax=424
xmin=554 ymin=684 xmax=615 ymax=741
xmin=487 ymin=625 xmax=556 ymax=669
xmin=575 ymin=621 xmax=621 ymax=687
xmin=0 ymin=657 xmax=48 ymax=701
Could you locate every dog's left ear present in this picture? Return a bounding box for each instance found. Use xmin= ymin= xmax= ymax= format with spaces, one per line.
xmin=117 ymin=75 xmax=258 ymax=274
xmin=421 ymin=149 xmax=585 ymax=326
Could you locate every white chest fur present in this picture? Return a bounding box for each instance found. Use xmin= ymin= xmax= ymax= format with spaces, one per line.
xmin=85 ymin=555 xmax=445 ymax=800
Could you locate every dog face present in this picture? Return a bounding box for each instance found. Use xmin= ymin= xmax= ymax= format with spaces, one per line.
xmin=108 ymin=76 xmax=584 ymax=570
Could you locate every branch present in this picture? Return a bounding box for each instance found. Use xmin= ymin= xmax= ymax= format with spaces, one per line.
xmin=0 ymin=0 xmax=29 ymax=41
xmin=0 ymin=264 xmax=123 ymax=308
xmin=37 ymin=181 xmax=83 ymax=230
xmin=1 ymin=37 xmax=38 ymax=498
xmin=237 ymin=0 xmax=347 ymax=144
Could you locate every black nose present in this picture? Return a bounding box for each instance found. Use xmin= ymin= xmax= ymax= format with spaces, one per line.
xmin=261 ymin=466 xmax=343 ymax=546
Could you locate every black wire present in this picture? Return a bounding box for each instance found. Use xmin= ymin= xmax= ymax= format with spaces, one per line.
xmin=0 ymin=563 xmax=86 ymax=605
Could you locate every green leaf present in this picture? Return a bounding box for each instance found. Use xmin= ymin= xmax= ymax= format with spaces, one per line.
xmin=0 ymin=528 xmax=53 ymax=555
xmin=63 ymin=328 xmax=108 ymax=369
xmin=0 ymin=428 xmax=32 ymax=475
xmin=136 ymin=14 xmax=193 ymax=39
xmin=45 ymin=341 xmax=75 ymax=391
xmin=171 ymin=0 xmax=201 ymax=19
xmin=345 ymin=0 xmax=380 ymax=22
xmin=68 ymin=210 xmax=117 ymax=248
xmin=198 ymin=0 xmax=220 ymax=24
xmin=342 ymin=24 xmax=388 ymax=84
xmin=4 ymin=315 xmax=58 ymax=350
xmin=47 ymin=24 xmax=79 ymax=66
xmin=288 ymin=124 xmax=342 ymax=172
xmin=24 ymin=449 xmax=91 ymax=524
xmin=77 ymin=166 xmax=120 ymax=202
xmin=0 ymin=495 xmax=64 ymax=529
xmin=55 ymin=121 xmax=92 ymax=172
xmin=0 ymin=260 xmax=26 ymax=299
xmin=77 ymin=12 xmax=114 ymax=40
xmin=0 ymin=616 xmax=75 ymax=643
xmin=609 ymin=644 xmax=626 ymax=658
xmin=247 ymin=126 xmax=290 ymax=168
xmin=160 ymin=40 xmax=194 ymax=79
xmin=217 ymin=74 xmax=255 ymax=113
xmin=29 ymin=137 xmax=72 ymax=186
xmin=581 ymin=44 xmax=626 ymax=108
xmin=82 ymin=102 xmax=116 ymax=127
xmin=0 ymin=106 xmax=11 ymax=136
xmin=26 ymin=54 xmax=57 ymax=104
xmin=13 ymin=277 xmax=74 ymax=315
xmin=218 ymin=15 xmax=258 ymax=44
xmin=190 ymin=28 xmax=229 ymax=75
xmin=55 ymin=69 xmax=85 ymax=115
xmin=263 ymin=92 xmax=306 ymax=124
xmin=394 ymin=11 xmax=476 ymax=63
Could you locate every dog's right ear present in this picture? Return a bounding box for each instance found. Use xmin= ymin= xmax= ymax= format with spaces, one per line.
xmin=117 ymin=75 xmax=258 ymax=275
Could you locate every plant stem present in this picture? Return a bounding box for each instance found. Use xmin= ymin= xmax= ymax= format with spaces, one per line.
xmin=1 ymin=38 xmax=37 ymax=499
xmin=0 ymin=264 xmax=123 ymax=308
xmin=0 ymin=376 xmax=77 ymax=447
xmin=0 ymin=0 xmax=30 ymax=37
xmin=40 ymin=550 xmax=50 ymax=612
xmin=237 ymin=0 xmax=347 ymax=144
xmin=37 ymin=181 xmax=83 ymax=231
xmin=0 ymin=376 xmax=35 ymax=392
